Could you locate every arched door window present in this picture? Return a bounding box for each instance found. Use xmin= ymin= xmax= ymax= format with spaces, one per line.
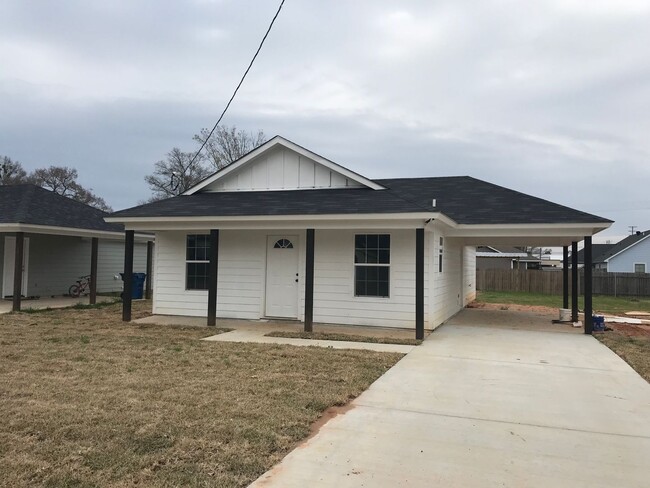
xmin=273 ymin=238 xmax=294 ymax=249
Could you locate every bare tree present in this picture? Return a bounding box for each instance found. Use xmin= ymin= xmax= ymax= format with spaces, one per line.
xmin=193 ymin=125 xmax=266 ymax=170
xmin=30 ymin=165 xmax=112 ymax=212
xmin=0 ymin=156 xmax=29 ymax=185
xmin=144 ymin=148 xmax=212 ymax=201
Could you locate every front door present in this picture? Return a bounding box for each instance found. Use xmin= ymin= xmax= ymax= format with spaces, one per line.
xmin=265 ymin=235 xmax=299 ymax=318
xmin=3 ymin=236 xmax=30 ymax=298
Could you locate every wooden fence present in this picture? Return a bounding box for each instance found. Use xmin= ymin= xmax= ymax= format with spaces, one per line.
xmin=476 ymin=269 xmax=650 ymax=297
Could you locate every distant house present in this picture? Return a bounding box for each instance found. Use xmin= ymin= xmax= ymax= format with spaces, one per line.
xmin=476 ymin=246 xmax=542 ymax=270
xmin=0 ymin=184 xmax=152 ymax=309
xmin=581 ymin=231 xmax=650 ymax=273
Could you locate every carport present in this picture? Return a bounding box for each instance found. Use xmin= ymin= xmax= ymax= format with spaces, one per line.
xmin=442 ymin=222 xmax=607 ymax=334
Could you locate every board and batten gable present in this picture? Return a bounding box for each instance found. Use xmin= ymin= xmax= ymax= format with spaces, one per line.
xmin=202 ymin=146 xmax=364 ymax=192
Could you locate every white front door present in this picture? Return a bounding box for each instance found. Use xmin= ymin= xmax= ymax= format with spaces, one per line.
xmin=3 ymin=236 xmax=30 ymax=298
xmin=265 ymin=235 xmax=299 ymax=318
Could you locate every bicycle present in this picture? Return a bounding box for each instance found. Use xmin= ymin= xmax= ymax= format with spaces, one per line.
xmin=68 ymin=275 xmax=91 ymax=297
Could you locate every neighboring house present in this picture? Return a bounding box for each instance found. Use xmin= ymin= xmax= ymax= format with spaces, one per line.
xmin=107 ymin=136 xmax=611 ymax=335
xmin=0 ymin=185 xmax=151 ymax=305
xmin=476 ymin=246 xmax=542 ymax=270
xmin=590 ymin=231 xmax=650 ymax=273
xmin=575 ymin=243 xmax=617 ymax=270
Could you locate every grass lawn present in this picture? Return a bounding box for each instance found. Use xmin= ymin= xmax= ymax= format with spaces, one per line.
xmin=596 ymin=330 xmax=650 ymax=383
xmin=476 ymin=290 xmax=650 ymax=316
xmin=266 ymin=331 xmax=422 ymax=346
xmin=0 ymin=301 xmax=402 ymax=487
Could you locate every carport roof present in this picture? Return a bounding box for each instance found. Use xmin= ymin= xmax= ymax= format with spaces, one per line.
xmin=0 ymin=184 xmax=124 ymax=233
xmin=108 ymin=176 xmax=611 ymax=226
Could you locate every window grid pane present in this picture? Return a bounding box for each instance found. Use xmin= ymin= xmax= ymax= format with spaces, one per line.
xmin=186 ymin=234 xmax=210 ymax=290
xmin=354 ymin=234 xmax=390 ymax=298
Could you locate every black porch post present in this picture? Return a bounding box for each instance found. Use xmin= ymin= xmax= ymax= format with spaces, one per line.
xmin=304 ymin=228 xmax=315 ymax=333
xmin=145 ymin=240 xmax=153 ymax=300
xmin=12 ymin=232 xmax=24 ymax=312
xmin=207 ymin=229 xmax=219 ymax=326
xmin=89 ymin=237 xmax=98 ymax=305
xmin=571 ymin=241 xmax=579 ymax=322
xmin=415 ymin=228 xmax=425 ymax=340
xmin=584 ymin=236 xmax=593 ymax=334
xmin=122 ymin=230 xmax=134 ymax=322
xmin=562 ymin=245 xmax=569 ymax=310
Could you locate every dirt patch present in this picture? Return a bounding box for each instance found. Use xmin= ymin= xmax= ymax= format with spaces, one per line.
xmin=468 ymin=301 xmax=557 ymax=315
xmin=305 ymin=403 xmax=356 ymax=443
xmin=608 ymin=323 xmax=650 ymax=338
xmin=266 ymin=330 xmax=421 ymax=346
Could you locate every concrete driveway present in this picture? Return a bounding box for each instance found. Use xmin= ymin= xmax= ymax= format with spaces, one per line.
xmin=251 ymin=310 xmax=650 ymax=487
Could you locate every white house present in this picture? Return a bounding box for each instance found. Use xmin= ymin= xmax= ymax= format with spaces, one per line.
xmin=107 ymin=136 xmax=612 ymax=338
xmin=593 ymin=230 xmax=650 ymax=273
xmin=0 ymin=184 xmax=152 ymax=310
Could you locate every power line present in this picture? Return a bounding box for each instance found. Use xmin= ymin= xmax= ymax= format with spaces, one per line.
xmin=188 ymin=0 xmax=286 ymax=169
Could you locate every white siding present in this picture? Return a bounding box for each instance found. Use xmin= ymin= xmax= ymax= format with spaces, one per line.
xmin=312 ymin=229 xmax=428 ymax=329
xmin=607 ymin=237 xmax=650 ymax=273
xmin=205 ymin=147 xmax=363 ymax=192
xmin=153 ymin=230 xmax=268 ymax=319
xmin=153 ymin=229 xmax=429 ymax=329
xmin=24 ymin=235 xmax=147 ymax=297
xmin=462 ymin=246 xmax=477 ymax=306
xmin=429 ymin=230 xmax=466 ymax=329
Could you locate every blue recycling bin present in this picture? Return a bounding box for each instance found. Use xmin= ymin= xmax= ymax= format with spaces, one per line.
xmin=120 ymin=273 xmax=147 ymax=299
xmin=593 ymin=315 xmax=605 ymax=331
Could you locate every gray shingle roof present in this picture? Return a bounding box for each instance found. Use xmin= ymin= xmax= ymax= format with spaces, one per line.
xmin=109 ymin=176 xmax=611 ymax=226
xmin=597 ymin=231 xmax=650 ymax=262
xmin=0 ymin=184 xmax=123 ymax=233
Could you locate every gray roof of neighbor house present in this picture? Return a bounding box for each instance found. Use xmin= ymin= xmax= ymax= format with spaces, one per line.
xmin=109 ymin=176 xmax=611 ymax=225
xmin=576 ymin=244 xmax=616 ymax=264
xmin=597 ymin=231 xmax=650 ymax=262
xmin=0 ymin=184 xmax=123 ymax=233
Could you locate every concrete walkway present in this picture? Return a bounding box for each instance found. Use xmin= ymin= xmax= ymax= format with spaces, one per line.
xmin=251 ymin=313 xmax=650 ymax=487
xmin=202 ymin=328 xmax=415 ymax=354
xmin=136 ymin=315 xmax=418 ymax=353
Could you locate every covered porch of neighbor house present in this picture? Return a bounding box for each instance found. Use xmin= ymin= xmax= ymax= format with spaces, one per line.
xmin=117 ymin=216 xmax=607 ymax=338
xmin=1 ymin=227 xmax=154 ymax=312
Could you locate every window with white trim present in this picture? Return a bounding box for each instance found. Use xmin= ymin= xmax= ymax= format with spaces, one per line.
xmin=186 ymin=234 xmax=210 ymax=290
xmin=634 ymin=263 xmax=646 ymax=273
xmin=354 ymin=234 xmax=390 ymax=297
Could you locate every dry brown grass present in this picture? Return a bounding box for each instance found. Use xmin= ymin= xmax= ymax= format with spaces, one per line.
xmin=266 ymin=330 xmax=422 ymax=346
xmin=597 ymin=329 xmax=650 ymax=383
xmin=0 ymin=301 xmax=402 ymax=487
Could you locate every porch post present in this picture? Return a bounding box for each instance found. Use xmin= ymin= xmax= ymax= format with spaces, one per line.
xmin=145 ymin=240 xmax=153 ymax=300
xmin=571 ymin=241 xmax=579 ymax=322
xmin=304 ymin=228 xmax=315 ymax=333
xmin=562 ymin=245 xmax=569 ymax=310
xmin=207 ymin=229 xmax=219 ymax=326
xmin=584 ymin=236 xmax=593 ymax=334
xmin=122 ymin=230 xmax=134 ymax=322
xmin=89 ymin=237 xmax=98 ymax=305
xmin=415 ymin=228 xmax=425 ymax=340
xmin=12 ymin=232 xmax=24 ymax=312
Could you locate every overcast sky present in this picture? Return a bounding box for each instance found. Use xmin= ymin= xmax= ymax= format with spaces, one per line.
xmin=1 ymin=0 xmax=648 ymax=236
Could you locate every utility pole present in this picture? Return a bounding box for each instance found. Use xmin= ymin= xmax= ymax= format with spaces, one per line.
xmin=629 ymin=225 xmax=637 ymax=235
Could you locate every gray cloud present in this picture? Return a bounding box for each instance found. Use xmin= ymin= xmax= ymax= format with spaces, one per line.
xmin=1 ymin=0 xmax=648 ymax=233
